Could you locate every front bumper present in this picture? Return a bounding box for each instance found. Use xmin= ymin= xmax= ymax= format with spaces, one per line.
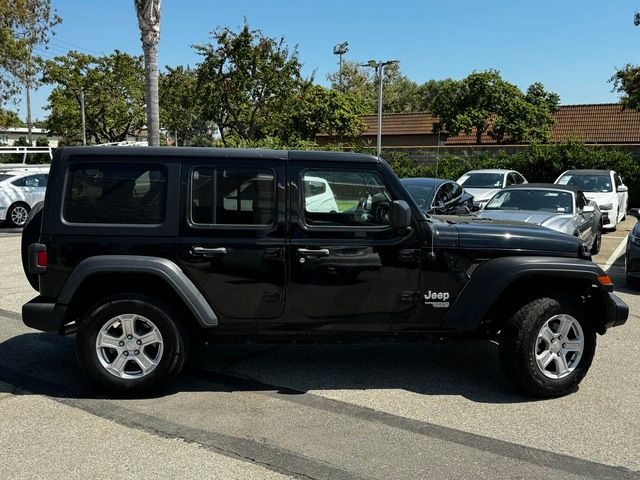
xmin=603 ymin=292 xmax=628 ymax=330
xmin=22 ymin=296 xmax=68 ymax=334
xmin=601 ymin=211 xmax=615 ymax=229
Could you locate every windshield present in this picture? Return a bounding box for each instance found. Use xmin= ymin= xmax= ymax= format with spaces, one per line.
xmin=556 ymin=173 xmax=612 ymax=193
xmin=458 ymin=172 xmax=503 ymax=188
xmin=402 ymin=184 xmax=435 ymax=210
xmin=485 ymin=189 xmax=574 ymax=213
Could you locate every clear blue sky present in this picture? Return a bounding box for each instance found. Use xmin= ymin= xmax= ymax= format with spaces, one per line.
xmin=17 ymin=0 xmax=640 ymax=120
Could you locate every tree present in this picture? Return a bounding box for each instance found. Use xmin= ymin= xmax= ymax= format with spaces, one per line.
xmin=430 ymin=70 xmax=559 ymax=144
xmin=159 ymin=66 xmax=211 ymax=145
xmin=134 ymin=0 xmax=161 ymax=146
xmin=327 ymin=61 xmax=422 ymax=113
xmin=0 ymin=0 xmax=61 ymax=141
xmin=43 ymin=51 xmax=145 ymax=144
xmin=194 ymin=22 xmax=304 ymax=146
xmin=610 ymin=64 xmax=640 ymax=110
xmin=284 ymin=84 xmax=367 ymax=142
xmin=0 ymin=108 xmax=23 ymax=128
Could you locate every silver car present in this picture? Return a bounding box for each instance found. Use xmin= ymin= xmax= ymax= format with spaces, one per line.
xmin=476 ymin=183 xmax=602 ymax=254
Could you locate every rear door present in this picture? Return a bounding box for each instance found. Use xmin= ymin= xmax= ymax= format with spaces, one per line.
xmin=176 ymin=157 xmax=287 ymax=330
xmin=286 ymin=157 xmax=421 ymax=333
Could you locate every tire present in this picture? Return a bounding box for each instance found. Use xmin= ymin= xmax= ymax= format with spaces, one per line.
xmin=6 ymin=202 xmax=30 ymax=228
xmin=76 ymin=294 xmax=188 ymax=396
xmin=21 ymin=202 xmax=44 ymax=291
xmin=590 ymin=228 xmax=602 ymax=255
xmin=498 ymin=295 xmax=596 ymax=398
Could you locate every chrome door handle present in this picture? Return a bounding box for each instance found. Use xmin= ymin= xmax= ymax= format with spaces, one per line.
xmin=191 ymin=246 xmax=228 ymax=256
xmin=297 ymin=248 xmax=330 ymax=256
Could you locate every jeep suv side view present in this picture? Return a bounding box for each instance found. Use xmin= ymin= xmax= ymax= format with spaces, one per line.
xmin=21 ymin=147 xmax=628 ymax=397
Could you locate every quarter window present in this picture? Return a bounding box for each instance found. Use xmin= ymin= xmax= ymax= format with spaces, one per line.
xmin=63 ymin=164 xmax=167 ymax=224
xmin=190 ymin=166 xmax=275 ymax=226
xmin=302 ymin=170 xmax=391 ymax=227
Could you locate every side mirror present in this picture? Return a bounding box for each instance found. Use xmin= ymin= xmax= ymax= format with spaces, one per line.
xmin=617 ymin=185 xmax=628 ymax=193
xmin=628 ymin=208 xmax=640 ymax=219
xmin=389 ymin=200 xmax=412 ymax=229
xmin=583 ymin=205 xmax=595 ymax=213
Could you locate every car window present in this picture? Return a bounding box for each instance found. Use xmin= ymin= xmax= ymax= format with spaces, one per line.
xmin=458 ymin=172 xmax=503 ymax=188
xmin=613 ymin=173 xmax=622 ymax=188
xmin=434 ymin=183 xmax=454 ymax=206
xmin=22 ymin=174 xmax=48 ymax=187
xmin=576 ymin=193 xmax=586 ymax=210
xmin=401 ymin=183 xmax=435 ymax=210
xmin=302 ymin=169 xmax=391 ymax=227
xmin=485 ymin=189 xmax=574 ymax=213
xmin=451 ymin=183 xmax=463 ymax=199
xmin=506 ymin=173 xmax=517 ymax=186
xmin=190 ymin=166 xmax=275 ymax=226
xmin=63 ymin=164 xmax=167 ymax=224
xmin=557 ymin=173 xmax=612 ymax=193
xmin=515 ymin=173 xmax=526 ymax=184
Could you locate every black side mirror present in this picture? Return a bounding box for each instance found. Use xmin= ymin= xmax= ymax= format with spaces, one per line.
xmin=390 ymin=200 xmax=412 ymax=229
xmin=628 ymin=208 xmax=640 ymax=220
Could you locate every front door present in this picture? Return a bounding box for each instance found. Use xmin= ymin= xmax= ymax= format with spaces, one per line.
xmin=286 ymin=158 xmax=421 ymax=333
xmin=177 ymin=157 xmax=287 ymax=330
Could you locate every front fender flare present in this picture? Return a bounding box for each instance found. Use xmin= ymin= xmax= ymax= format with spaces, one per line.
xmin=59 ymin=255 xmax=218 ymax=328
xmin=443 ymin=256 xmax=608 ymax=331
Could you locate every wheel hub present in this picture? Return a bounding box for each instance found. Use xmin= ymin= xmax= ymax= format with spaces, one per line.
xmin=534 ymin=314 xmax=584 ymax=380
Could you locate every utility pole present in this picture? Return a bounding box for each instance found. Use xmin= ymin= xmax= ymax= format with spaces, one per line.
xmin=333 ymin=42 xmax=349 ymax=91
xmin=80 ymin=88 xmax=87 ymax=145
xmin=361 ymin=59 xmax=400 ymax=157
xmin=25 ymin=83 xmax=32 ymax=145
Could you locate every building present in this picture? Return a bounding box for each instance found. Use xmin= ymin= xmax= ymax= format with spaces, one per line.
xmin=0 ymin=127 xmax=61 ymax=147
xmin=315 ymin=103 xmax=640 ymax=148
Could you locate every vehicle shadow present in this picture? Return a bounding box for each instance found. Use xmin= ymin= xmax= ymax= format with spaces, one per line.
xmin=0 ymin=331 xmax=538 ymax=404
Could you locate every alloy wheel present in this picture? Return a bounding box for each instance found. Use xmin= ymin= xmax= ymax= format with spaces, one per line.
xmin=534 ymin=314 xmax=584 ymax=380
xmin=10 ymin=205 xmax=29 ymax=226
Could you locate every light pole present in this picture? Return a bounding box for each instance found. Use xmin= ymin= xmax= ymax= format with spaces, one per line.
xmin=333 ymin=42 xmax=349 ymax=91
xmin=361 ymin=59 xmax=399 ymax=157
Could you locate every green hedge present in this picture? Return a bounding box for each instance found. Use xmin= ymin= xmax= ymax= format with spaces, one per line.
xmin=387 ymin=142 xmax=640 ymax=208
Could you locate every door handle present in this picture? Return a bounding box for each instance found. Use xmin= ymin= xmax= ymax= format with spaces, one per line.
xmin=297 ymin=248 xmax=330 ymax=257
xmin=190 ymin=246 xmax=228 ymax=256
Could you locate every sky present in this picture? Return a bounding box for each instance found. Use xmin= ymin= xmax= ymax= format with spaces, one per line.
xmin=14 ymin=0 xmax=640 ymax=120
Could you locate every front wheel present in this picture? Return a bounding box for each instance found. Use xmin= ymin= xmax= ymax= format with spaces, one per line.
xmin=76 ymin=294 xmax=188 ymax=395
xmin=498 ymin=295 xmax=596 ymax=398
xmin=7 ymin=203 xmax=30 ymax=227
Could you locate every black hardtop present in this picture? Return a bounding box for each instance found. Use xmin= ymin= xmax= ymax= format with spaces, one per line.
xmin=504 ymin=183 xmax=581 ymax=194
xmin=55 ymin=146 xmax=380 ymax=164
xmin=562 ymin=169 xmax=613 ymax=176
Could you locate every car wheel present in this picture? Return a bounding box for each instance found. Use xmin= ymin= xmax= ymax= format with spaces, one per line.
xmin=498 ymin=295 xmax=596 ymax=398
xmin=590 ymin=229 xmax=602 ymax=255
xmin=7 ymin=203 xmax=30 ymax=228
xmin=76 ymin=294 xmax=188 ymax=395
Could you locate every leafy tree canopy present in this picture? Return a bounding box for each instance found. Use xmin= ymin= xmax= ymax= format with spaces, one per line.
xmin=43 ymin=50 xmax=145 ymax=144
xmin=0 ymin=108 xmax=23 ymax=128
xmin=610 ymin=64 xmax=640 ymax=111
xmin=430 ymin=70 xmax=559 ymax=144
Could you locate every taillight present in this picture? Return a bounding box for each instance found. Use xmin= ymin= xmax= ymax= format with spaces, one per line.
xmin=28 ymin=243 xmax=48 ymax=274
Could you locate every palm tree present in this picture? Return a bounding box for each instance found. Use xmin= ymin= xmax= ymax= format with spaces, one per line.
xmin=134 ymin=0 xmax=161 ymax=146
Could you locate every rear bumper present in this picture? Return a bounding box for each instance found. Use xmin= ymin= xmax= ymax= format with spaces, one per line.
xmin=603 ymin=292 xmax=628 ymax=330
xmin=22 ymin=296 xmax=67 ymax=334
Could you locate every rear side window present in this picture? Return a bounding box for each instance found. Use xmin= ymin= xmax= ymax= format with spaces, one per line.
xmin=63 ymin=164 xmax=167 ymax=224
xmin=190 ymin=166 xmax=275 ymax=226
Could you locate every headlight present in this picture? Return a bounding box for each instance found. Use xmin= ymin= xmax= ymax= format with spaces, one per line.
xmin=599 ymin=203 xmax=613 ymax=211
xmin=631 ymin=234 xmax=640 ymax=247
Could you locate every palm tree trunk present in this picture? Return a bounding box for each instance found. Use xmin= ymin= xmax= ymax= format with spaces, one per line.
xmin=143 ymin=42 xmax=159 ymax=146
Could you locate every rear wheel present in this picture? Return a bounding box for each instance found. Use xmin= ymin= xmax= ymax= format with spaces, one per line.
xmin=76 ymin=294 xmax=188 ymax=395
xmin=7 ymin=202 xmax=30 ymax=227
xmin=499 ymin=295 xmax=596 ymax=398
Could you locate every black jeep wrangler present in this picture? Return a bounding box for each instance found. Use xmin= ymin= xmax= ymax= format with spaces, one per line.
xmin=21 ymin=147 xmax=628 ymax=397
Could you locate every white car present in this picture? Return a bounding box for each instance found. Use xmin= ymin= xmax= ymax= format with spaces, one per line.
xmin=303 ymin=176 xmax=339 ymax=212
xmin=456 ymin=169 xmax=527 ymax=209
xmin=554 ymin=169 xmax=628 ymax=230
xmin=0 ymin=169 xmax=49 ymax=227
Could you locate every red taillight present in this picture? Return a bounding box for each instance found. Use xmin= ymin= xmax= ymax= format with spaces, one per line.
xmin=37 ymin=250 xmax=48 ymax=267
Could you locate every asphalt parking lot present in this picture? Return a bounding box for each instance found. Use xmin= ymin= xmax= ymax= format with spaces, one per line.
xmin=0 ymin=222 xmax=638 ymax=479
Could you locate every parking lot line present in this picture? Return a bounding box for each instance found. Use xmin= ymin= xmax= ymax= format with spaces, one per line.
xmin=603 ymin=234 xmax=629 ymax=272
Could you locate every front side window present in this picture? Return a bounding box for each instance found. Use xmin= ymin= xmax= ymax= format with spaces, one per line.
xmin=63 ymin=164 xmax=167 ymax=224
xmin=302 ymin=170 xmax=391 ymax=227
xmin=190 ymin=166 xmax=275 ymax=226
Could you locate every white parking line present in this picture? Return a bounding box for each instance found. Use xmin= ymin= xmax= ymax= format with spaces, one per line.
xmin=602 ymin=233 xmax=629 ymax=272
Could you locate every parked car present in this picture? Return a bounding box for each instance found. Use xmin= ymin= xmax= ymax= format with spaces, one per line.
xmin=0 ymin=169 xmax=49 ymax=227
xmin=625 ymin=208 xmax=640 ymax=286
xmin=21 ymin=147 xmax=627 ymax=397
xmin=456 ymin=169 xmax=527 ymax=209
xmin=554 ymin=169 xmax=628 ymax=230
xmin=476 ymin=184 xmax=602 ymax=254
xmin=400 ymin=178 xmax=473 ymax=215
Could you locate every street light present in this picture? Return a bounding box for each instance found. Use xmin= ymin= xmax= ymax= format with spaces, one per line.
xmin=333 ymin=42 xmax=349 ymax=91
xmin=361 ymin=59 xmax=400 ymax=157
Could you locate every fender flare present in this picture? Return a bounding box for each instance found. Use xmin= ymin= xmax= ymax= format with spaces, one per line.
xmin=443 ymin=256 xmax=608 ymax=331
xmin=59 ymin=255 xmax=218 ymax=328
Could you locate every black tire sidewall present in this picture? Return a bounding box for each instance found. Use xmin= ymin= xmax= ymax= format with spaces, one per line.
xmin=76 ymin=295 xmax=187 ymax=395
xmin=7 ymin=203 xmax=30 ymax=228
xmin=500 ymin=296 xmax=596 ymax=398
